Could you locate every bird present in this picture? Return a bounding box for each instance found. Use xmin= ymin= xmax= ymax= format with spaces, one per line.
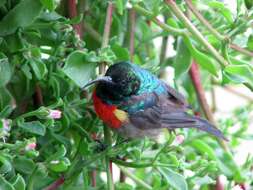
xmin=83 ymin=61 xmax=226 ymax=140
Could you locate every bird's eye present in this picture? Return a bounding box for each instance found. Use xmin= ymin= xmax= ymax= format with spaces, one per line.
xmin=120 ymin=80 xmax=127 ymax=85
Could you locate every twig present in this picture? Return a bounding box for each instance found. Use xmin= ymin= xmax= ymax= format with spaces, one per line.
xmin=91 ymin=170 xmax=96 ymax=187
xmin=129 ymin=9 xmax=136 ymax=61
xmin=99 ymin=1 xmax=114 ymax=74
xmin=230 ymin=44 xmax=253 ymax=57
xmin=33 ymin=83 xmax=43 ymax=107
xmin=104 ymin=125 xmax=114 ymax=190
xmin=133 ymin=5 xmax=186 ymax=36
xmin=185 ymin=1 xmax=228 ymax=150
xmin=224 ymin=86 xmax=253 ymax=102
xmin=189 ymin=62 xmax=229 ymax=151
xmin=185 ymin=0 xmax=253 ymax=58
xmin=215 ymin=176 xmax=224 ymax=190
xmin=45 ymin=176 xmax=65 ymax=190
xmin=165 ymin=0 xmax=228 ymax=67
xmin=91 ymin=133 xmax=97 ymax=187
xmin=160 ymin=35 xmax=168 ymax=64
xmin=101 ymin=2 xmax=114 ymax=49
xmin=68 ymin=0 xmax=82 ymax=37
xmin=211 ymin=83 xmax=217 ymax=112
xmin=100 ymin=2 xmax=114 ymax=190
xmin=185 ymin=0 xmax=225 ymax=41
xmin=83 ymin=22 xmax=102 ymax=43
xmin=189 ymin=63 xmax=215 ymax=123
xmin=118 ymin=165 xmax=152 ymax=190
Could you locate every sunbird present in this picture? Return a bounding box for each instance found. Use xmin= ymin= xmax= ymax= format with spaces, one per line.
xmin=84 ymin=61 xmax=226 ymax=140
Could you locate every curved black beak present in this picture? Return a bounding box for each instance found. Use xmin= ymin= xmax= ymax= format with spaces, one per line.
xmin=82 ymin=76 xmax=113 ymax=89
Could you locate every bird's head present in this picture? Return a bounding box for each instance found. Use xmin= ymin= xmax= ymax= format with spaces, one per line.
xmin=83 ymin=62 xmax=141 ymax=100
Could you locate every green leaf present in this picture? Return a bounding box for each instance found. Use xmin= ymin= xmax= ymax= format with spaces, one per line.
xmin=245 ymin=0 xmax=253 ymax=9
xmin=158 ymin=167 xmax=188 ymax=190
xmin=194 ymin=176 xmax=215 ymax=186
xmin=0 ymin=176 xmax=15 ymax=190
xmin=115 ymin=0 xmax=124 ymax=15
xmin=0 ymin=87 xmax=13 ymax=110
xmin=183 ymin=36 xmax=218 ymax=76
xmin=99 ymin=47 xmax=117 ymax=63
xmin=111 ymin=44 xmax=130 ymax=61
xmin=0 ymin=105 xmax=13 ymax=118
xmin=21 ymin=63 xmax=32 ymax=80
xmin=12 ymin=174 xmax=26 ymax=190
xmin=224 ymin=65 xmax=253 ymax=86
xmin=247 ymin=35 xmax=253 ymax=51
xmin=0 ymin=0 xmax=43 ymax=36
xmin=29 ymin=59 xmax=48 ymax=80
xmin=115 ymin=182 xmax=134 ymax=190
xmin=62 ymin=50 xmax=97 ymax=88
xmin=174 ymin=37 xmax=192 ymax=78
xmin=0 ymin=0 xmax=6 ymax=7
xmin=0 ymin=155 xmax=12 ymax=174
xmin=13 ymin=156 xmax=36 ymax=174
xmin=217 ymin=152 xmax=244 ymax=181
xmin=208 ymin=1 xmax=233 ymax=24
xmin=0 ymin=54 xmax=12 ymax=87
xmin=46 ymin=145 xmax=67 ymax=162
xmin=40 ymin=0 xmax=55 ymax=11
xmin=190 ymin=139 xmax=216 ymax=160
xmin=18 ymin=121 xmax=46 ymax=136
xmin=48 ymin=157 xmax=70 ymax=172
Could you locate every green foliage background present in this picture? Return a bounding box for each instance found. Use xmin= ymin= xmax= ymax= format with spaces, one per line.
xmin=0 ymin=0 xmax=252 ymax=189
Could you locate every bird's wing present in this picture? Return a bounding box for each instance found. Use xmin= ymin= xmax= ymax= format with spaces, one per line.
xmin=163 ymin=83 xmax=188 ymax=107
xmin=128 ymin=93 xmax=226 ymax=140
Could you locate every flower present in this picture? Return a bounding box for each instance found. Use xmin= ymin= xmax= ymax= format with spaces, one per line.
xmin=232 ymin=185 xmax=244 ymax=190
xmin=48 ymin=109 xmax=62 ymax=119
xmin=2 ymin=119 xmax=11 ymax=132
xmin=25 ymin=142 xmax=37 ymax=151
xmin=174 ymin=134 xmax=185 ymax=145
xmin=0 ymin=119 xmax=11 ymax=142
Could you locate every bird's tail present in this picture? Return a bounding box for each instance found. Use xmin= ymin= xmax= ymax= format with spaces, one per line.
xmin=193 ymin=117 xmax=228 ymax=141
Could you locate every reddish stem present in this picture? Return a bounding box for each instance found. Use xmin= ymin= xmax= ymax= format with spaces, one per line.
xmin=34 ymin=83 xmax=43 ymax=107
xmin=100 ymin=1 xmax=114 ymax=74
xmin=215 ymin=176 xmax=224 ymax=190
xmin=119 ymin=157 xmax=127 ymax=182
xmin=68 ymin=0 xmax=82 ymax=37
xmin=189 ymin=62 xmax=215 ymax=124
xmin=91 ymin=133 xmax=97 ymax=187
xmin=91 ymin=170 xmax=96 ymax=187
xmin=45 ymin=176 xmax=65 ymax=190
xmin=129 ymin=9 xmax=136 ymax=61
xmin=109 ymin=161 xmax=113 ymax=179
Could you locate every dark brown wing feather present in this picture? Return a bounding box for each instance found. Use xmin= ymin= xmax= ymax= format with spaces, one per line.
xmin=129 ymin=92 xmax=227 ymax=140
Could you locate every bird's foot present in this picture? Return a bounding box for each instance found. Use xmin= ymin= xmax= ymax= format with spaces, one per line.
xmin=94 ymin=139 xmax=108 ymax=152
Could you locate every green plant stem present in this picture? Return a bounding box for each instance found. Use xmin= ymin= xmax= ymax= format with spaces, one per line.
xmin=165 ymin=0 xmax=228 ymax=67
xmin=104 ymin=125 xmax=114 ymax=190
xmin=111 ymin=158 xmax=177 ymax=168
xmin=133 ymin=5 xmax=186 ymax=36
xmin=185 ymin=0 xmax=253 ymax=58
xmin=83 ymin=22 xmax=102 ymax=43
xmin=117 ymin=165 xmax=152 ymax=190
xmin=185 ymin=0 xmax=225 ymax=41
xmin=27 ymin=165 xmax=38 ymax=190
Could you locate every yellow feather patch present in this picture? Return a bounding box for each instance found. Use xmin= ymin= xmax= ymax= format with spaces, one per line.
xmin=114 ymin=109 xmax=129 ymax=122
